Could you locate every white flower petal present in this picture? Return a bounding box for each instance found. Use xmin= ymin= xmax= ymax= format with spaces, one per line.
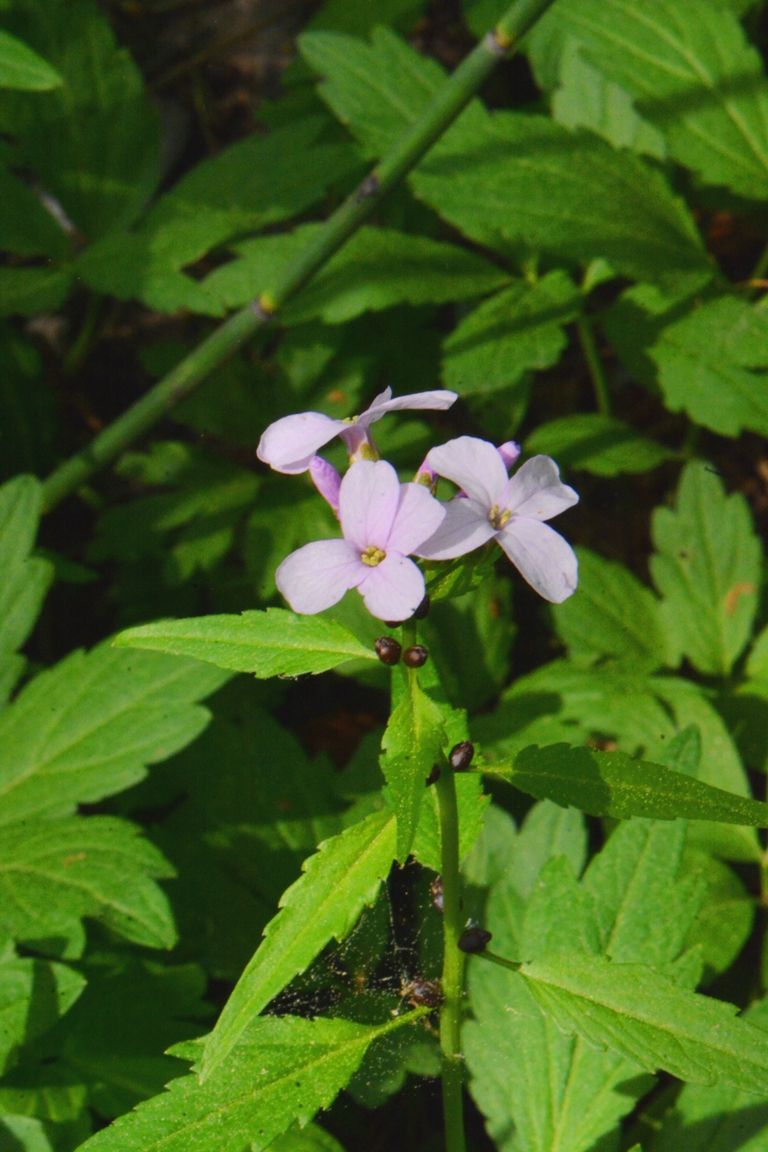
xmin=257 ymin=412 xmax=344 ymax=474
xmin=416 ymin=497 xmax=497 ymax=560
xmin=359 ymin=554 xmax=426 ymax=621
xmin=389 ymin=482 xmax=446 ymax=555
xmin=498 ymin=518 xmax=578 ymax=603
xmin=363 ymin=388 xmax=458 ymax=423
xmin=276 ymin=540 xmax=363 ymax=614
xmin=339 ymin=460 xmax=400 ymax=551
xmin=427 ymin=436 xmax=508 ymax=506
xmin=502 ymin=455 xmax=579 ymax=521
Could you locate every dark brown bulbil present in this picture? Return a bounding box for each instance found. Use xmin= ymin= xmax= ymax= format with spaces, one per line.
xmin=403 ymin=644 xmax=429 ymax=668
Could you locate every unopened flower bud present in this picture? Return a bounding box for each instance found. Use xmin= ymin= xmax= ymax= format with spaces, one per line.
xmin=449 ymin=741 xmax=475 ymax=772
xmin=458 ymin=924 xmax=492 ymax=954
xmin=403 ymin=645 xmax=429 ymax=668
xmin=375 ymin=636 xmax=402 ymax=665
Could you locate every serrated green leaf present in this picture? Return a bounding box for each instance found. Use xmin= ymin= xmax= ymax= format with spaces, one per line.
xmin=79 ymin=1014 xmax=410 ymax=1152
xmin=0 ymin=955 xmax=84 ymax=1074
xmin=116 ymin=609 xmax=378 ymax=678
xmin=682 ymin=850 xmax=754 ymax=979
xmin=441 ymin=271 xmax=581 ymax=395
xmin=0 ymin=816 xmax=176 ymax=950
xmin=0 ymin=30 xmax=62 ymax=90
xmin=201 ymin=809 xmax=396 ymax=1080
xmin=650 ymin=461 xmax=761 ymax=675
xmin=552 ymin=39 xmax=666 ymax=158
xmin=204 ymin=225 xmax=508 ymax=320
xmin=518 ymin=953 xmax=768 ymax=1092
xmin=0 ymin=0 xmax=160 ymax=238
xmin=381 ymin=679 xmax=445 ymax=859
xmin=76 ymin=122 xmax=356 ymax=313
xmin=0 ymin=475 xmax=53 ymax=676
xmin=0 ymin=644 xmax=227 ymax=823
xmin=413 ymin=111 xmax=710 ymax=285
xmin=551 ymin=548 xmax=669 ymax=671
xmin=525 ymin=413 xmax=675 ymax=475
xmin=551 ymin=0 xmax=768 ymax=199
xmin=485 ymin=742 xmax=768 ymax=825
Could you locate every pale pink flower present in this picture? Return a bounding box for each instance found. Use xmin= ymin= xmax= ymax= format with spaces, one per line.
xmin=257 ymin=387 xmax=458 ymax=475
xmin=417 ymin=437 xmax=579 ymax=603
xmin=276 ymin=459 xmax=446 ymax=621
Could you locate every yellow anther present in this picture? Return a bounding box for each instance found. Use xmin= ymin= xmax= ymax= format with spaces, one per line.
xmin=361 ymin=546 xmax=386 ymax=567
xmin=489 ymin=505 xmax=512 ymax=530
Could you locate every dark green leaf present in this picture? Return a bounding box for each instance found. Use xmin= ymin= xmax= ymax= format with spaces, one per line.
xmin=526 ymin=413 xmax=675 ymax=475
xmin=0 ymin=476 xmax=53 ymax=681
xmin=0 ymin=955 xmax=84 ymax=1074
xmin=0 ymin=29 xmax=62 ymax=90
xmin=0 ymin=267 xmax=72 ymax=317
xmin=485 ymin=742 xmax=768 ymax=825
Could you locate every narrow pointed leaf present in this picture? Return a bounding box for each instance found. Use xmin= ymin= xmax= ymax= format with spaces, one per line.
xmin=381 ymin=679 xmax=445 ymax=860
xmin=115 ymin=609 xmax=378 ymax=678
xmin=79 ymin=1014 xmax=412 ymax=1152
xmin=201 ymin=809 xmax=396 ymax=1080
xmin=519 ymin=953 xmax=768 ymax=1093
xmin=0 ymin=475 xmax=53 ymax=676
xmin=484 ymin=743 xmax=768 ymax=825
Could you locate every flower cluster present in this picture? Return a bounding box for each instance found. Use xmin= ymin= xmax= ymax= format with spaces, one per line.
xmin=258 ymin=389 xmax=578 ymax=621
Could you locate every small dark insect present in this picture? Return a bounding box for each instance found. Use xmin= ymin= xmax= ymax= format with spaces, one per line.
xmin=394 ymin=977 xmax=443 ymax=1015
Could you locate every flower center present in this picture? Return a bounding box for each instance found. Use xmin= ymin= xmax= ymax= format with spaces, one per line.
xmin=489 ymin=504 xmax=512 ymax=530
xmin=361 ymin=545 xmax=386 ymax=567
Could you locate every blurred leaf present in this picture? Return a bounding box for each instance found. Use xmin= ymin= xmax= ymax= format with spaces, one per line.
xmin=485 ymin=742 xmax=768 ymax=825
xmin=425 ymin=577 xmax=513 ymax=712
xmin=0 ymin=643 xmax=227 ymax=824
xmin=0 ymin=954 xmax=84 ymax=1075
xmin=200 ymin=809 xmax=396 ymax=1080
xmin=0 ymin=167 xmax=70 ymax=258
xmin=0 ymin=29 xmax=61 ymax=89
xmin=551 ymin=0 xmax=768 ymax=199
xmin=0 ymin=266 xmax=72 ymax=318
xmin=650 ymin=461 xmax=761 ymax=675
xmin=80 ymin=1014 xmax=410 ymax=1152
xmin=551 ymin=547 xmax=670 ymax=671
xmin=0 ymin=328 xmax=57 ymax=479
xmin=441 ymin=271 xmax=581 ymax=395
xmin=525 ymin=413 xmax=675 ymax=475
xmin=116 ymin=609 xmax=379 ymax=678
xmin=0 ymin=816 xmax=175 ymax=950
xmin=0 ymin=0 xmax=160 ymax=238
xmin=308 ymin=0 xmax=425 ymax=35
xmin=552 ymin=40 xmax=666 ymax=158
xmin=203 ymin=225 xmax=509 ymax=321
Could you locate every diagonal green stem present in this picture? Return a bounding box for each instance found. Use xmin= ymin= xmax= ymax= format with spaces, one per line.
xmin=40 ymin=0 xmax=557 ymax=512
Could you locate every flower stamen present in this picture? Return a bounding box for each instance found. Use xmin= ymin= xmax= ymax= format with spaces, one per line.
xmin=489 ymin=504 xmax=512 ymax=530
xmin=361 ymin=545 xmax=387 ymax=567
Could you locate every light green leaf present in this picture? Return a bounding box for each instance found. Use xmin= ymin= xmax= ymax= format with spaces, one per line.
xmin=0 ymin=29 xmax=62 ymax=89
xmin=413 ymin=111 xmax=710 ymax=285
xmin=116 ymin=609 xmax=379 ymax=678
xmin=525 ymin=413 xmax=675 ymax=475
xmin=381 ymin=679 xmax=445 ymax=860
xmin=551 ymin=548 xmax=670 ymax=671
xmin=79 ymin=1014 xmax=410 ymax=1152
xmin=650 ymin=461 xmax=761 ymax=675
xmin=269 ymin=1124 xmax=347 ymax=1152
xmin=204 ymin=225 xmax=509 ymax=321
xmin=551 ymin=0 xmax=768 ymax=198
xmin=485 ymin=743 xmax=768 ymax=825
xmin=519 ymin=952 xmax=768 ymax=1092
xmin=441 ymin=271 xmax=581 ymax=395
xmin=201 ymin=809 xmax=396 ymax=1080
xmin=0 ymin=816 xmax=176 ymax=950
xmin=0 ymin=476 xmax=53 ymax=679
xmin=552 ymin=39 xmax=666 ymax=158
xmin=682 ymin=850 xmax=754 ymax=979
xmin=0 ymin=955 xmax=84 ymax=1074
xmin=0 ymin=643 xmax=227 ymax=824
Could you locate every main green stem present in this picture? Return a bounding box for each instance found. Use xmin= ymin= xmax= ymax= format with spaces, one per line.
xmin=435 ymin=758 xmax=466 ymax=1152
xmin=41 ymin=0 xmax=557 ymax=513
